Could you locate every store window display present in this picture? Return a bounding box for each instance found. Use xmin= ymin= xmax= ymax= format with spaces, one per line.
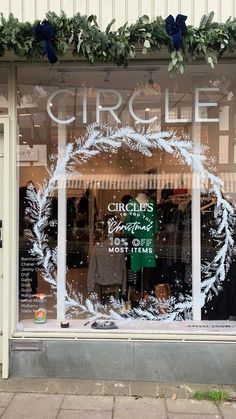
xmin=16 ymin=65 xmax=236 ymax=331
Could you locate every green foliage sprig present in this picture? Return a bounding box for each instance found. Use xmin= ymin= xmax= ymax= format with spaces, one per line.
xmin=0 ymin=11 xmax=236 ymax=73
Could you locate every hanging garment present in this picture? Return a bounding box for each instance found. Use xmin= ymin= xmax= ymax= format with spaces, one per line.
xmin=87 ymin=241 xmax=127 ymax=293
xmin=125 ymin=198 xmax=159 ymax=272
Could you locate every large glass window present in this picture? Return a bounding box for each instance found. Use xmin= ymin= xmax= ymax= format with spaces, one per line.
xmin=0 ymin=67 xmax=8 ymax=115
xmin=16 ymin=64 xmax=236 ymax=332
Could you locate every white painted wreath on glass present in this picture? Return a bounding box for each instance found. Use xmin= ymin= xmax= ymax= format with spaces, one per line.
xmin=26 ymin=124 xmax=236 ymax=321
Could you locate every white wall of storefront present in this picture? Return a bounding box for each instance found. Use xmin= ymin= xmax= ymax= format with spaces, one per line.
xmin=1 ymin=0 xmax=236 ymax=27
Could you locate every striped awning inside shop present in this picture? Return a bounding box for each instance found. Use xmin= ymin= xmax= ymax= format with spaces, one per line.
xmin=65 ymin=172 xmax=236 ymax=192
xmin=67 ymin=173 xmax=193 ymax=190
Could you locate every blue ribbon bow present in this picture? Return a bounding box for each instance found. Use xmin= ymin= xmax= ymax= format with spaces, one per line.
xmin=33 ymin=20 xmax=57 ymax=64
xmin=165 ymin=14 xmax=187 ymax=50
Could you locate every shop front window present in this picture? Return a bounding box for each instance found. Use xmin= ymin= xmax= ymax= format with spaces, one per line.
xmin=16 ymin=65 xmax=236 ymax=332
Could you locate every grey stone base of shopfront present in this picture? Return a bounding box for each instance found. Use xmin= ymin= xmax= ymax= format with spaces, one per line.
xmin=9 ymin=339 xmax=236 ymax=384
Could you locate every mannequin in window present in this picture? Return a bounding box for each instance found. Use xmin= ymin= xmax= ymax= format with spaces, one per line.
xmin=77 ymin=189 xmax=98 ymax=229
xmin=125 ymin=190 xmax=159 ymax=274
xmin=161 ymin=183 xmax=174 ymax=201
xmin=121 ymin=194 xmax=133 ymax=206
xmin=174 ymin=171 xmax=188 ymax=196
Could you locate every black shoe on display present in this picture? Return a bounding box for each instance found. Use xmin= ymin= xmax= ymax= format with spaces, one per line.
xmin=91 ymin=321 xmax=118 ymax=330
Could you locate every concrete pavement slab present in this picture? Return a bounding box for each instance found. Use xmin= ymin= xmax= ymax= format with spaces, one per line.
xmin=219 ymin=402 xmax=236 ymax=419
xmin=166 ymin=399 xmax=219 ymax=415
xmin=114 ymin=396 xmax=167 ymax=419
xmin=130 ymin=381 xmax=157 ymax=397
xmin=0 ymin=393 xmax=14 ymax=407
xmin=0 ymin=407 xmax=6 ymax=416
xmin=43 ymin=379 xmax=77 ymax=394
xmin=168 ymin=415 xmax=221 ymax=419
xmin=58 ymin=410 xmax=112 ymax=419
xmin=158 ymin=383 xmax=187 ymax=398
xmin=103 ymin=381 xmax=129 ymax=396
xmin=221 ymin=386 xmax=236 ymax=398
xmin=230 ymin=384 xmax=236 ymax=393
xmin=3 ymin=378 xmax=77 ymax=394
xmin=1 ymin=393 xmax=64 ymax=419
xmin=3 ymin=378 xmax=50 ymax=393
xmin=114 ymin=395 xmax=166 ymax=409
xmin=113 ymin=411 xmax=167 ymax=419
xmin=75 ymin=380 xmax=103 ymax=395
xmin=62 ymin=395 xmax=113 ymax=411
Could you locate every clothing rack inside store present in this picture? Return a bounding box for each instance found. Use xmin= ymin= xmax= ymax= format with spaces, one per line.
xmin=163 ymin=193 xmax=217 ymax=212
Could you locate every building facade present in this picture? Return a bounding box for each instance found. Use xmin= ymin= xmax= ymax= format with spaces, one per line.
xmin=1 ymin=0 xmax=236 ymax=382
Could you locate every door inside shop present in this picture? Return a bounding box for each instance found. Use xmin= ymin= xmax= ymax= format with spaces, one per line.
xmin=0 ymin=123 xmax=4 ymax=366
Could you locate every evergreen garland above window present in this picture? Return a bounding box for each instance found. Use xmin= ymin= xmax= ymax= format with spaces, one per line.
xmin=0 ymin=11 xmax=235 ymax=73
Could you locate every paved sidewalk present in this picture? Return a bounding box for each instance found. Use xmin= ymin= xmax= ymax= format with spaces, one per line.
xmin=0 ymin=392 xmax=236 ymax=418
xmin=0 ymin=378 xmax=236 ymax=418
